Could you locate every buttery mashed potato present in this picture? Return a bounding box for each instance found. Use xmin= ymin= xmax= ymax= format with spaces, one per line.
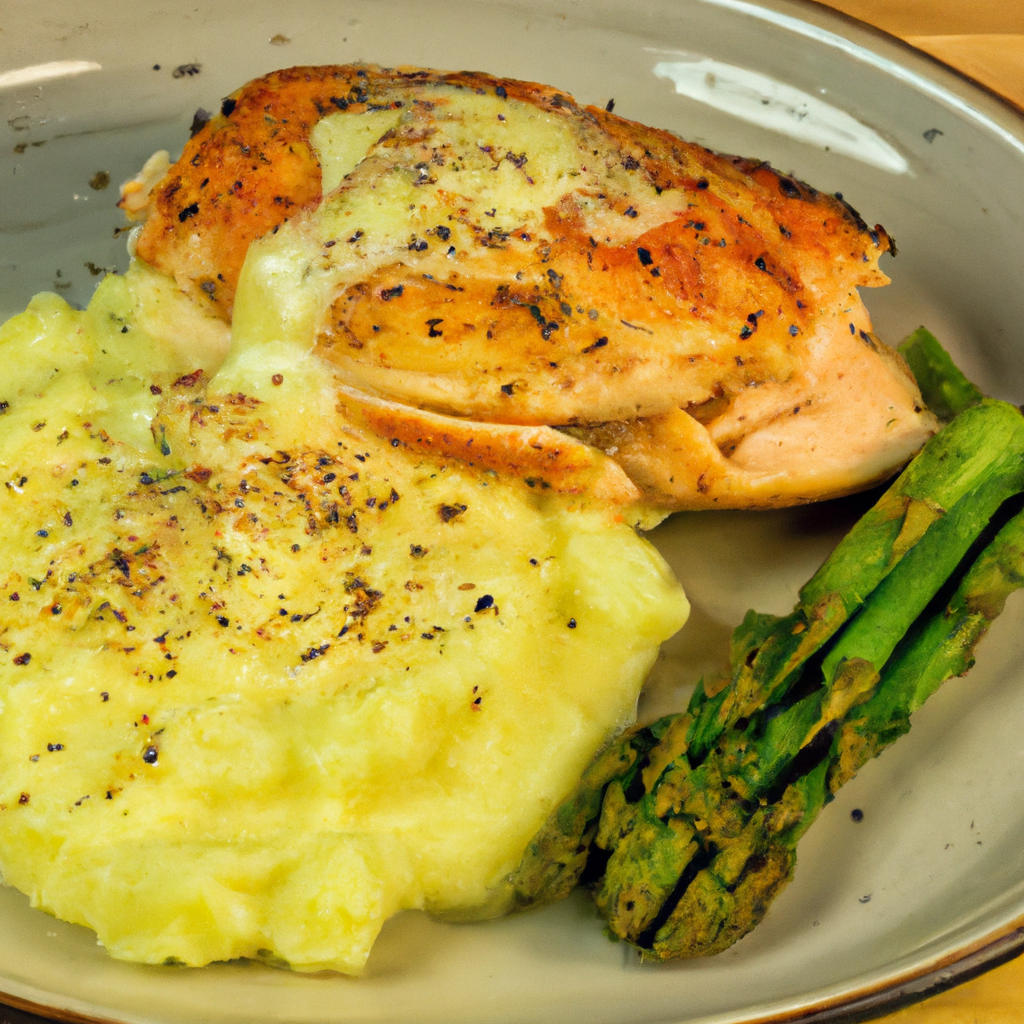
xmin=0 ymin=244 xmax=687 ymax=971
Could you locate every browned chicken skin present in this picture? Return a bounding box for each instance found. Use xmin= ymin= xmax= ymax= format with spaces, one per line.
xmin=123 ymin=64 xmax=937 ymax=510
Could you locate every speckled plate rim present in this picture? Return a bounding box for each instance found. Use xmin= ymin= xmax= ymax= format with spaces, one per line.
xmin=2 ymin=1 xmax=1024 ymax=1021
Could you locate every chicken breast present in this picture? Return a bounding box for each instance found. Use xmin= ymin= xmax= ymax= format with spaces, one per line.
xmin=123 ymin=64 xmax=937 ymax=509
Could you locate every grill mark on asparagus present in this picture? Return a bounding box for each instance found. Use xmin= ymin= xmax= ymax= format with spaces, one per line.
xmin=636 ymin=842 xmax=716 ymax=949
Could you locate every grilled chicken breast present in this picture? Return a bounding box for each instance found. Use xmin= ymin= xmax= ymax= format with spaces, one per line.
xmin=123 ymin=64 xmax=937 ymax=508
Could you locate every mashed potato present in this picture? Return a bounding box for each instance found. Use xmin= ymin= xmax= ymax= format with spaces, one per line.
xmin=0 ymin=255 xmax=687 ymax=972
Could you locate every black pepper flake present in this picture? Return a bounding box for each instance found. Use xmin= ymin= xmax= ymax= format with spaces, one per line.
xmin=474 ymin=594 xmax=494 ymax=612
xmin=789 ymin=325 xmax=799 ymax=337
xmin=696 ymin=178 xmax=709 ymax=189
xmin=623 ymin=205 xmax=638 ymax=218
xmin=220 ymin=97 xmax=237 ymax=117
xmin=346 ymin=513 xmax=358 ymax=533
xmin=754 ymin=256 xmax=768 ymax=272
xmin=435 ymin=225 xmax=451 ymax=241
xmin=323 ymin=472 xmax=337 ymax=483
xmin=426 ymin=318 xmax=443 ymax=337
xmin=177 ymin=202 xmax=200 ymax=223
xmin=292 ymin=544 xmax=301 ymax=552
xmin=47 ymin=743 xmax=64 ymax=752
xmin=500 ymin=383 xmax=514 ymax=396
xmin=438 ymin=503 xmax=467 ymax=523
xmin=567 ymin=618 xmax=577 ymax=628
xmin=36 ymin=529 xmax=48 ymax=538
xmin=18 ymin=793 xmax=29 ymax=805
xmin=739 ymin=325 xmax=753 ymax=340
xmin=381 ymin=285 xmax=404 ymax=301
xmin=166 ymin=670 xmax=177 ymax=679
xmin=495 ymin=85 xmax=508 ymax=98
xmin=301 ymin=643 xmax=330 ymax=663
xmin=216 ymin=615 xmax=229 ymax=627
xmin=636 ymin=247 xmax=653 ymax=266
xmin=13 ymin=653 xmax=30 ymax=665
xmin=410 ymin=544 xmax=428 ymax=558
xmin=101 ymin=692 xmax=109 ymax=701
xmin=582 ymin=336 xmax=608 ymax=354
xmin=142 ymin=746 xmax=158 ymax=765
xmin=851 ymin=808 xmax=864 ymax=822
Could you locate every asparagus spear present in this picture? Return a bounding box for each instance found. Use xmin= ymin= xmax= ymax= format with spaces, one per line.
xmin=898 ymin=326 xmax=984 ymax=422
xmin=689 ymin=399 xmax=1024 ymax=765
xmin=513 ymin=385 xmax=1024 ymax=958
xmin=643 ymin=500 xmax=1024 ymax=960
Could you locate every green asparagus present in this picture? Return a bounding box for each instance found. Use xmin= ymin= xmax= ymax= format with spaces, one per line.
xmin=513 ymin=344 xmax=1024 ymax=960
xmin=898 ymin=326 xmax=984 ymax=422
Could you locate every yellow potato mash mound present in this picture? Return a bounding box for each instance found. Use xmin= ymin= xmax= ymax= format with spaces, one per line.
xmin=0 ymin=265 xmax=687 ymax=973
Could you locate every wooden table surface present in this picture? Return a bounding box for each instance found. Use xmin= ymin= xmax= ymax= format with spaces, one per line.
xmin=819 ymin=6 xmax=1024 ymax=1020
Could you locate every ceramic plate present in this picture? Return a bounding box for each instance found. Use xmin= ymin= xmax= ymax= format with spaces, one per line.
xmin=2 ymin=1 xmax=1024 ymax=1021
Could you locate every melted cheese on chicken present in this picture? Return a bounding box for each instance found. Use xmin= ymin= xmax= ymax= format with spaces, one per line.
xmin=125 ymin=65 xmax=937 ymax=509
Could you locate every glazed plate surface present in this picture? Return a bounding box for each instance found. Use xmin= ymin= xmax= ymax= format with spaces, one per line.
xmin=2 ymin=1 xmax=1024 ymax=1021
